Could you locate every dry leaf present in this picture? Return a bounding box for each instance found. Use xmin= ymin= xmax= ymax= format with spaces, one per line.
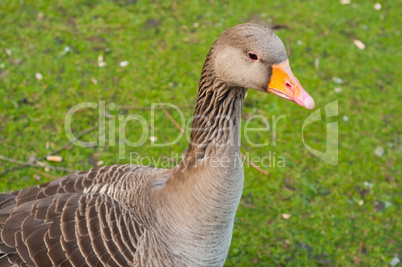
xmin=332 ymin=77 xmax=343 ymax=84
xmin=119 ymin=61 xmax=129 ymax=67
xmin=5 ymin=48 xmax=12 ymax=56
xmin=314 ymin=57 xmax=320 ymax=69
xmin=364 ymin=181 xmax=373 ymax=188
xmin=390 ymin=257 xmax=400 ymax=266
xmin=35 ymin=72 xmax=43 ymax=80
xmin=374 ymin=146 xmax=384 ymax=157
xmin=353 ymin=39 xmax=366 ymax=50
xmin=34 ymin=174 xmax=41 ymax=181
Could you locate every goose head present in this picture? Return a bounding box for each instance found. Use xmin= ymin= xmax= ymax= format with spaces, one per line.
xmin=211 ymin=23 xmax=315 ymax=110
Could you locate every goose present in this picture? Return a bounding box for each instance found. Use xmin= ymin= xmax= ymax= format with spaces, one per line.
xmin=0 ymin=23 xmax=314 ymax=267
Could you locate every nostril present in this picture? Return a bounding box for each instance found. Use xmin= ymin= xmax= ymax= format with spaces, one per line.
xmin=285 ymin=82 xmax=293 ymax=90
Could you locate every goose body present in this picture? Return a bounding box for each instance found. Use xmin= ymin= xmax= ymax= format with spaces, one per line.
xmin=0 ymin=24 xmax=314 ymax=266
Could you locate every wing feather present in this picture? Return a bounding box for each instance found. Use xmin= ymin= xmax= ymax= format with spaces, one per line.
xmin=0 ymin=164 xmax=163 ymax=266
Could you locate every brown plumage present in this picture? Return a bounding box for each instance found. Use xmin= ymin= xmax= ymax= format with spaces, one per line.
xmin=0 ymin=24 xmax=314 ymax=266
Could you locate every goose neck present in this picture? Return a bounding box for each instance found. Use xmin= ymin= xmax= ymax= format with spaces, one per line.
xmin=184 ymin=74 xmax=246 ymax=166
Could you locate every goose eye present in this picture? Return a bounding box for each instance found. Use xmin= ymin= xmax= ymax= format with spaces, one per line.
xmin=247 ymin=52 xmax=259 ymax=61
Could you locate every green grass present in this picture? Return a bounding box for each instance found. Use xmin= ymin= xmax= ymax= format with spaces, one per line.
xmin=0 ymin=0 xmax=400 ymax=266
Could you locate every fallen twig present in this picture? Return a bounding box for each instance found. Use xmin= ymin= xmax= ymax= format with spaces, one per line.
xmin=240 ymin=201 xmax=258 ymax=209
xmin=0 ymin=155 xmax=26 ymax=165
xmin=241 ymin=153 xmax=269 ymax=176
xmin=0 ymin=125 xmax=98 ymax=176
xmin=34 ymin=169 xmax=57 ymax=180
xmin=0 ymin=155 xmax=77 ymax=174
xmin=357 ymin=241 xmax=364 ymax=267
xmin=48 ymin=125 xmax=98 ymax=156
xmin=109 ymin=76 xmax=119 ymax=101
xmin=285 ymin=38 xmax=291 ymax=56
xmin=158 ymin=99 xmax=185 ymax=133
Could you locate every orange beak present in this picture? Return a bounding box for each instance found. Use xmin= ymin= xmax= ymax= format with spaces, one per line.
xmin=268 ymin=60 xmax=315 ymax=110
